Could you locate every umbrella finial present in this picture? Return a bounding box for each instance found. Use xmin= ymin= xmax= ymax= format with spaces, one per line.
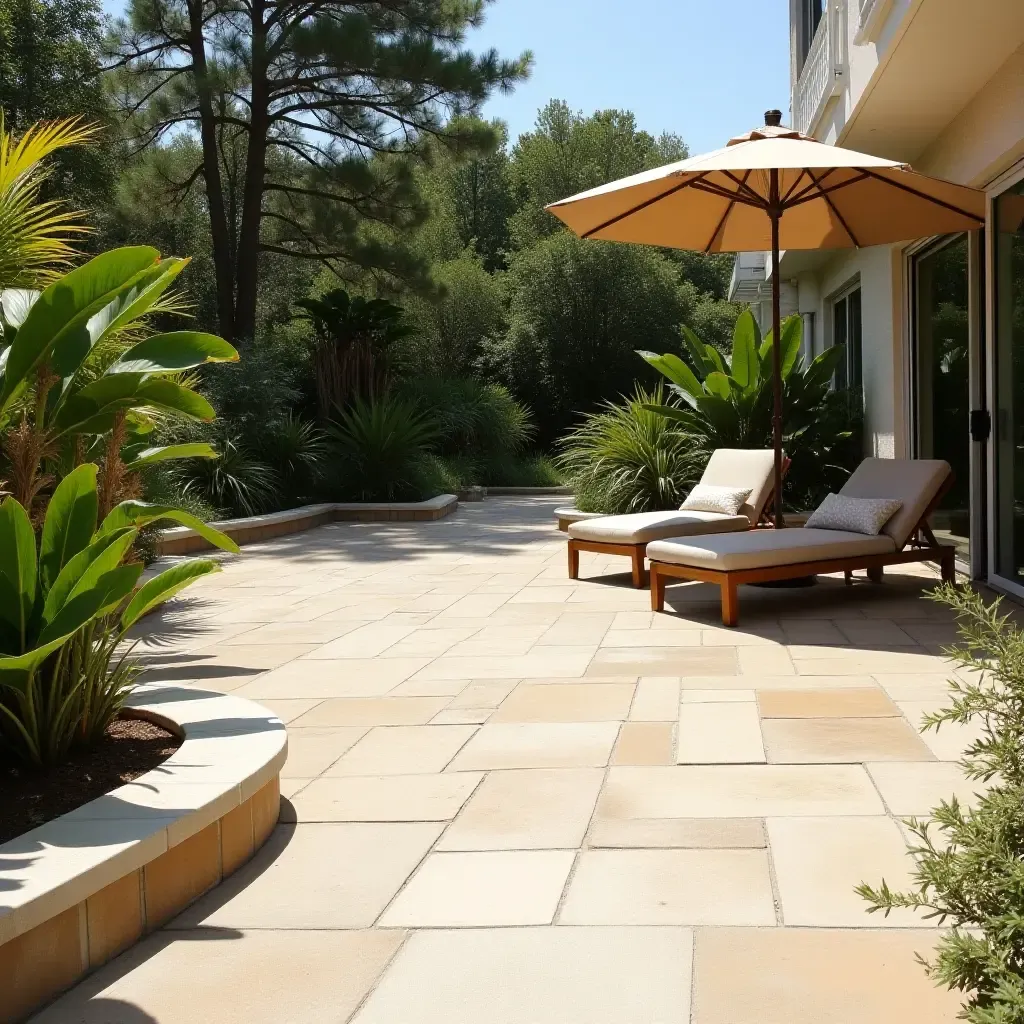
xmin=765 ymin=109 xmax=783 ymax=127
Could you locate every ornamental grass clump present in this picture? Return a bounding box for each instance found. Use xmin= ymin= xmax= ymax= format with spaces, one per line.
xmin=858 ymin=584 xmax=1024 ymax=1023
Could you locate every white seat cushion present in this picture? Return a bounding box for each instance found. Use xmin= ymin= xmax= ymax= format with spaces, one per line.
xmin=646 ymin=527 xmax=897 ymax=572
xmin=568 ymin=510 xmax=749 ymax=545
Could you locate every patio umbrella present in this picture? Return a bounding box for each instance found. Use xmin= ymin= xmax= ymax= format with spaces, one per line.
xmin=545 ymin=110 xmax=985 ymax=527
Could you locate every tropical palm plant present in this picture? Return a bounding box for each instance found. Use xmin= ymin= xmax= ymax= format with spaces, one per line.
xmin=556 ymin=384 xmax=705 ymax=514
xmin=640 ymin=310 xmax=861 ymax=508
xmin=294 ymin=288 xmax=413 ymax=418
xmin=0 ymin=117 xmax=98 ymax=290
xmin=0 ymin=246 xmax=237 ymax=516
xmin=0 ymin=463 xmax=237 ymax=767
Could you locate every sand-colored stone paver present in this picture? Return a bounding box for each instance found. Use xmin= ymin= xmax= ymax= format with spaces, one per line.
xmin=489 ymin=682 xmax=634 ymax=722
xmin=446 ymin=721 xmax=619 ymax=770
xmin=560 ymin=848 xmax=776 ymax=925
xmin=761 ymin=716 xmax=934 ymax=763
xmin=34 ymin=930 xmax=406 ymax=1024
xmin=378 ymin=850 xmax=575 ymax=927
xmin=612 ymin=722 xmax=675 ymax=764
xmin=438 ymin=768 xmax=603 ymax=850
xmin=588 ymin=816 xmax=766 ymax=849
xmin=866 ymin=761 xmax=986 ymax=815
xmin=170 ymin=822 xmax=442 ymax=929
xmin=290 ymin=772 xmax=483 ymax=822
xmin=350 ymin=928 xmax=694 ymax=1024
xmin=692 ymin=928 xmax=962 ymax=1022
xmin=325 ymin=724 xmax=476 ymax=776
xmin=599 ymin=764 xmax=885 ymax=818
xmin=629 ymin=676 xmax=681 ymax=719
xmin=757 ymin=686 xmax=899 ymax=717
xmin=55 ymin=497 xmax=982 ymax=1022
xmin=677 ymin=701 xmax=765 ymax=763
xmin=766 ymin=816 xmax=922 ymax=926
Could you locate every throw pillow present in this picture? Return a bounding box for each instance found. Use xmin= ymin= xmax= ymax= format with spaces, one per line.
xmin=805 ymin=493 xmax=903 ymax=535
xmin=680 ymin=484 xmax=752 ymax=517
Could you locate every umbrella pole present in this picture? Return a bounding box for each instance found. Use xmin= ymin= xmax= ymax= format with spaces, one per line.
xmin=769 ymin=170 xmax=785 ymax=529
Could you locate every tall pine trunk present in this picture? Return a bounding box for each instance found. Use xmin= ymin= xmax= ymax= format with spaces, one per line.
xmin=233 ymin=0 xmax=268 ymax=342
xmin=188 ymin=0 xmax=236 ymax=340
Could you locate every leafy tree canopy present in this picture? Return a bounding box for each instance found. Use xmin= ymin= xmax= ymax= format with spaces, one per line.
xmin=0 ymin=0 xmax=116 ymax=210
xmin=507 ymin=100 xmax=687 ymax=249
xmin=107 ymin=0 xmax=532 ymax=341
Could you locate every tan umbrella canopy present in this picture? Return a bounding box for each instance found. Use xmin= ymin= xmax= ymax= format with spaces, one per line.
xmin=546 ymin=110 xmax=986 ymax=526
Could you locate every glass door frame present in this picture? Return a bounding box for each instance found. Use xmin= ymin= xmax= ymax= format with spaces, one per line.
xmin=986 ymin=160 xmax=1024 ymax=598
xmin=906 ymin=232 xmax=983 ymax=577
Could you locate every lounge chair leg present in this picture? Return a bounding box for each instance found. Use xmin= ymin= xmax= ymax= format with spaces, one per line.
xmin=867 ymin=566 xmax=884 ymax=584
xmin=844 ymin=570 xmax=854 ymax=586
xmin=940 ymin=547 xmax=956 ymax=584
xmin=721 ymin=578 xmax=739 ymax=627
xmin=568 ymin=541 xmax=579 ymax=580
xmin=650 ymin=564 xmax=666 ymax=612
xmin=631 ymin=547 xmax=647 ymax=588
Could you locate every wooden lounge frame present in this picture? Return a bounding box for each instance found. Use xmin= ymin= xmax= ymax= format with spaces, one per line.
xmin=650 ymin=476 xmax=957 ymax=626
xmin=568 ymin=458 xmax=790 ymax=589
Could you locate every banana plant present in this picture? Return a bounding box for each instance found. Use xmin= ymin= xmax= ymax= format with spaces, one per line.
xmin=0 ymin=246 xmax=237 ymax=509
xmin=0 ymin=463 xmax=239 ymax=765
xmin=639 ymin=310 xmax=845 ymax=449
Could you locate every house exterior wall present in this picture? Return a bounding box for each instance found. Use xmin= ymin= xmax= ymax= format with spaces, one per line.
xmin=770 ymin=0 xmax=1024 ymax=586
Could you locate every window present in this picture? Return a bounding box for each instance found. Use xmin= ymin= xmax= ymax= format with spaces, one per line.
xmin=832 ymin=286 xmax=862 ymax=393
xmin=799 ymin=0 xmax=825 ymax=69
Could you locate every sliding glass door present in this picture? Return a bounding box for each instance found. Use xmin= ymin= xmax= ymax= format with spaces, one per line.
xmin=993 ymin=181 xmax=1024 ymax=585
xmin=914 ymin=235 xmax=970 ymax=563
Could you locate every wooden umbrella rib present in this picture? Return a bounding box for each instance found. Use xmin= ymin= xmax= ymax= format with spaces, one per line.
xmin=805 ymin=167 xmax=861 ymax=247
xmin=688 ymin=180 xmax=763 ymax=207
xmin=703 ymin=169 xmax=753 ymax=253
xmin=781 ymin=167 xmax=819 ymax=204
xmin=581 ymin=172 xmax=708 ymax=239
xmin=720 ymin=168 xmax=767 ymax=205
xmin=785 ymin=166 xmax=839 ymax=205
xmin=860 ymin=168 xmax=985 ymax=224
xmin=785 ymin=172 xmax=871 ymax=209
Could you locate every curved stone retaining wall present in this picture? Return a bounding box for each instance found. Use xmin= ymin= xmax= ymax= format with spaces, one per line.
xmin=0 ymin=686 xmax=286 ymax=1022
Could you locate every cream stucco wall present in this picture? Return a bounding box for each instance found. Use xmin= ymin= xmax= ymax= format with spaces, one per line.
xmin=915 ymin=42 xmax=1024 ymax=188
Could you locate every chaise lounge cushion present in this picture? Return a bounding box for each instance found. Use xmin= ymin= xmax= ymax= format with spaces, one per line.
xmin=569 ymin=510 xmax=749 ymax=545
xmin=838 ymin=458 xmax=950 ymax=548
xmin=646 ymin=527 xmax=897 ymax=572
xmin=699 ymin=448 xmax=778 ymax=522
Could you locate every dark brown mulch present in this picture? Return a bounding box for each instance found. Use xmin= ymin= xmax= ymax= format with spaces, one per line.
xmin=0 ymin=717 xmax=182 ymax=845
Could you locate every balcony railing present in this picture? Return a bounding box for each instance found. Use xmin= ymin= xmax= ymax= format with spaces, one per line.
xmin=793 ymin=3 xmax=846 ymax=136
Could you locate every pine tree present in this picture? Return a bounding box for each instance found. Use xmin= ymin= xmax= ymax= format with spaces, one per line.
xmin=107 ymin=1 xmax=531 ymax=341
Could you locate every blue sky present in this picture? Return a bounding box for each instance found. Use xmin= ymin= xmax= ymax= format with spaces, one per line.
xmin=100 ymin=0 xmax=790 ymax=155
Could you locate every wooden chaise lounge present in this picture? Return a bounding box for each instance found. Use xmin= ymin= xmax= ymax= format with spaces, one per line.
xmin=568 ymin=448 xmax=787 ymax=588
xmin=646 ymin=458 xmax=956 ymax=626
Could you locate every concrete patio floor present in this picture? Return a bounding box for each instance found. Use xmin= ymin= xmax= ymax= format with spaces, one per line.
xmin=37 ymin=496 xmax=978 ymax=1023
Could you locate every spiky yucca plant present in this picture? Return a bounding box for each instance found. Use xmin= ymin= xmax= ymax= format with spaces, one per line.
xmin=556 ymin=384 xmax=705 ymax=515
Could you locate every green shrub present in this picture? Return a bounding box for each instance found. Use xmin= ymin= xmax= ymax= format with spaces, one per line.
xmin=480 ymin=231 xmax=693 ymax=445
xmin=0 ymin=465 xmax=235 ymax=767
xmin=479 ymin=453 xmax=562 ymax=487
xmin=173 ymin=432 xmax=279 ymax=518
xmin=327 ymin=394 xmax=437 ymax=501
xmin=556 ymin=384 xmax=704 ymax=514
xmin=264 ymin=411 xmax=329 ymax=502
xmin=858 ymin=584 xmax=1024 ymax=1023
